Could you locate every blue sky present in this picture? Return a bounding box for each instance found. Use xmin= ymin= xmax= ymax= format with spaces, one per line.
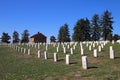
xmin=0 ymin=0 xmax=120 ymax=42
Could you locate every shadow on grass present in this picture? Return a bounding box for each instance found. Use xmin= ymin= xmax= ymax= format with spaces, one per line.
xmin=70 ymin=62 xmax=78 ymax=65
xmin=115 ymin=57 xmax=120 ymax=59
xmin=58 ymin=59 xmax=64 ymax=62
xmin=88 ymin=66 xmax=98 ymax=69
xmin=48 ymin=57 xmax=53 ymax=59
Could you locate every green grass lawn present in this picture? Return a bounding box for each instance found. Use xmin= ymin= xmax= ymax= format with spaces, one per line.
xmin=0 ymin=42 xmax=120 ymax=80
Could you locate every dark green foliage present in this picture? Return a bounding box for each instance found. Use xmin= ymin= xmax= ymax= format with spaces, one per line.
xmin=91 ymin=14 xmax=101 ymax=41
xmin=58 ymin=24 xmax=70 ymax=42
xmin=50 ymin=36 xmax=56 ymax=42
xmin=12 ymin=31 xmax=19 ymax=43
xmin=113 ymin=34 xmax=120 ymax=41
xmin=1 ymin=32 xmax=11 ymax=43
xmin=101 ymin=10 xmax=113 ymax=41
xmin=21 ymin=29 xmax=29 ymax=43
xmin=72 ymin=18 xmax=91 ymax=41
xmin=84 ymin=18 xmax=91 ymax=41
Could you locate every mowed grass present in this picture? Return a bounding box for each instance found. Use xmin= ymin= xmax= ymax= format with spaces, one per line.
xmin=0 ymin=42 xmax=120 ymax=80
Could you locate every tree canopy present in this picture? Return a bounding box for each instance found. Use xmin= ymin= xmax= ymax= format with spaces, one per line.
xmin=58 ymin=24 xmax=70 ymax=42
xmin=21 ymin=29 xmax=29 ymax=43
xmin=72 ymin=18 xmax=91 ymax=41
xmin=50 ymin=36 xmax=56 ymax=42
xmin=91 ymin=14 xmax=101 ymax=41
xmin=101 ymin=10 xmax=113 ymax=41
xmin=1 ymin=32 xmax=11 ymax=43
xmin=12 ymin=31 xmax=19 ymax=43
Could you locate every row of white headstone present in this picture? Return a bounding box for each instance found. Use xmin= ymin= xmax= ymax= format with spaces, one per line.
xmin=9 ymin=43 xmax=115 ymax=60
xmin=8 ymin=41 xmax=115 ymax=69
xmin=9 ymin=44 xmax=88 ymax=69
xmin=37 ymin=50 xmax=88 ymax=69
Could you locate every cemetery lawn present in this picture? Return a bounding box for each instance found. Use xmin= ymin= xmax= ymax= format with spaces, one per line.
xmin=0 ymin=43 xmax=120 ymax=80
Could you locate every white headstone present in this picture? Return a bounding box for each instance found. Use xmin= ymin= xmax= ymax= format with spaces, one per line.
xmin=44 ymin=51 xmax=48 ymax=60
xmin=89 ymin=45 xmax=92 ymax=51
xmin=66 ymin=54 xmax=70 ymax=64
xmin=70 ymin=48 xmax=73 ymax=55
xmin=94 ymin=49 xmax=97 ymax=57
xmin=38 ymin=50 xmax=41 ymax=58
xmin=98 ymin=46 xmax=101 ymax=52
xmin=82 ymin=56 xmax=88 ymax=69
xmin=112 ymin=40 xmax=114 ymax=44
xmin=81 ymin=48 xmax=84 ymax=55
xmin=24 ymin=48 xmax=26 ymax=54
xmin=28 ymin=49 xmax=30 ymax=55
xmin=93 ymin=43 xmax=95 ymax=48
xmin=63 ymin=47 xmax=66 ymax=54
xmin=110 ymin=46 xmax=114 ymax=59
xmin=54 ymin=52 xmax=58 ymax=62
xmin=67 ymin=45 xmax=70 ymax=49
xmin=73 ymin=45 xmax=76 ymax=50
xmin=38 ymin=44 xmax=40 ymax=49
xmin=57 ymin=47 xmax=59 ymax=53
xmin=21 ymin=47 xmax=23 ymax=53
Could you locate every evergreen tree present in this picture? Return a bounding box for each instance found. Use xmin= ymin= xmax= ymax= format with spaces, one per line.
xmin=113 ymin=34 xmax=120 ymax=41
xmin=50 ymin=36 xmax=56 ymax=42
xmin=12 ymin=31 xmax=19 ymax=43
xmin=84 ymin=18 xmax=91 ymax=41
xmin=72 ymin=19 xmax=85 ymax=41
xmin=1 ymin=32 xmax=11 ymax=43
xmin=91 ymin=14 xmax=101 ymax=41
xmin=21 ymin=29 xmax=29 ymax=43
xmin=58 ymin=24 xmax=70 ymax=42
xmin=101 ymin=10 xmax=113 ymax=41
xmin=72 ymin=18 xmax=91 ymax=41
xmin=58 ymin=26 xmax=63 ymax=42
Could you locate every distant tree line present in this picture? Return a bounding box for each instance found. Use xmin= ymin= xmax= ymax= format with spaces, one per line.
xmin=56 ymin=10 xmax=120 ymax=42
xmin=0 ymin=29 xmax=29 ymax=43
xmin=1 ymin=10 xmax=120 ymax=43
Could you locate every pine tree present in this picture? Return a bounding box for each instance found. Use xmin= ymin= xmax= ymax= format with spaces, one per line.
xmin=1 ymin=32 xmax=11 ymax=43
xmin=101 ymin=10 xmax=113 ymax=41
xmin=84 ymin=18 xmax=91 ymax=41
xmin=50 ymin=36 xmax=56 ymax=42
xmin=72 ymin=19 xmax=84 ymax=41
xmin=58 ymin=24 xmax=70 ymax=42
xmin=113 ymin=34 xmax=120 ymax=41
xmin=21 ymin=29 xmax=29 ymax=43
xmin=72 ymin=18 xmax=91 ymax=41
xmin=12 ymin=31 xmax=19 ymax=43
xmin=91 ymin=14 xmax=101 ymax=41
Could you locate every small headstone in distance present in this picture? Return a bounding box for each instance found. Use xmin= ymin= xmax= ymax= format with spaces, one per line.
xmin=70 ymin=48 xmax=73 ymax=55
xmin=63 ymin=47 xmax=66 ymax=54
xmin=94 ymin=49 xmax=97 ymax=57
xmin=54 ymin=52 xmax=58 ymax=62
xmin=38 ymin=50 xmax=41 ymax=58
xmin=44 ymin=51 xmax=48 ymax=60
xmin=28 ymin=49 xmax=30 ymax=55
